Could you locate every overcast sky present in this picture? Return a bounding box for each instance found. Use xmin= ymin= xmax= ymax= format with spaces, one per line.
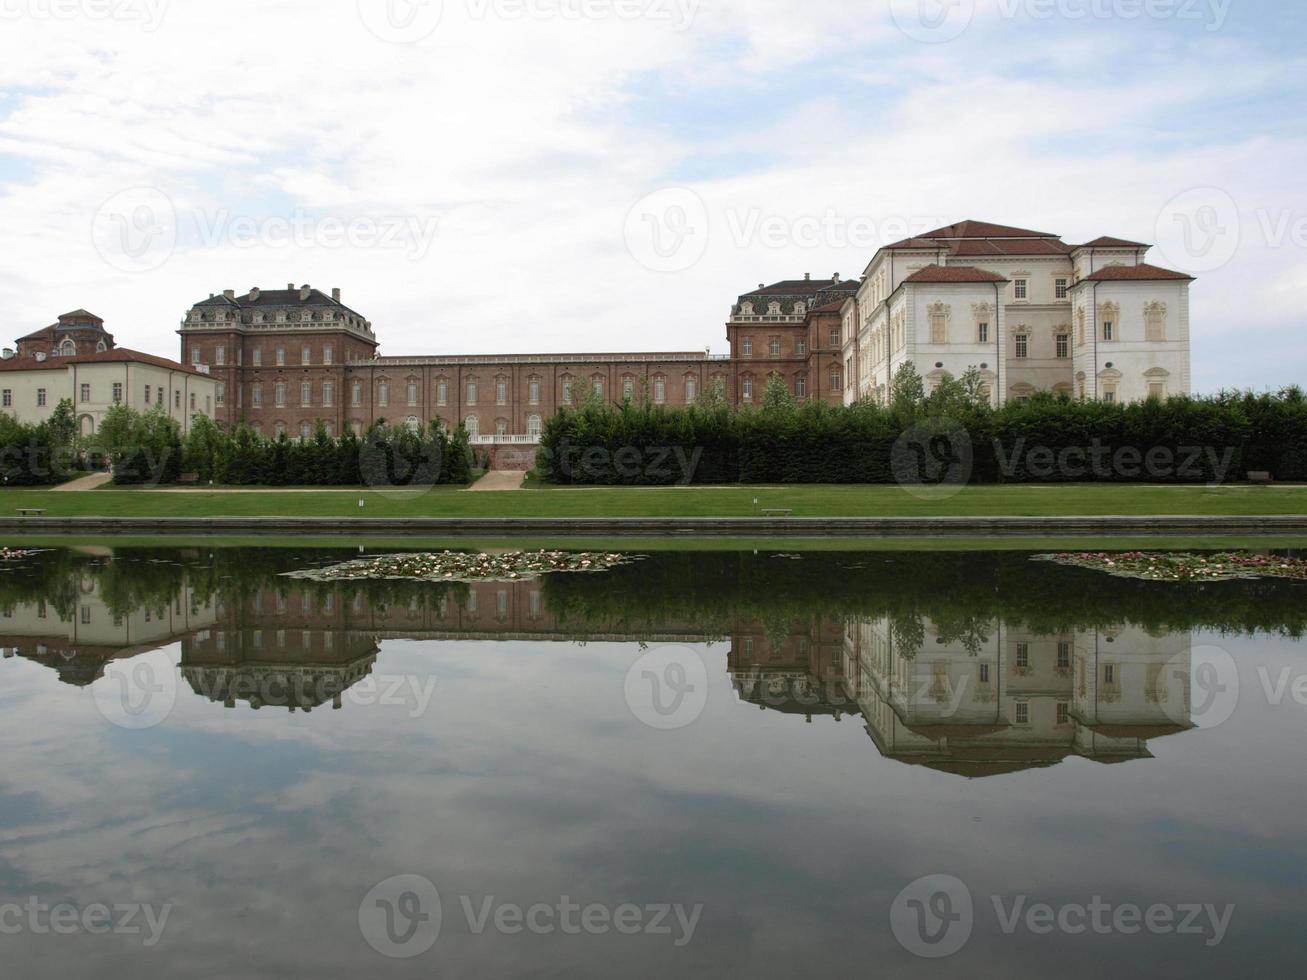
xmin=0 ymin=0 xmax=1303 ymax=392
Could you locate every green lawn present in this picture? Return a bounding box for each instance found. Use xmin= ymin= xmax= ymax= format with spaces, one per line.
xmin=2 ymin=484 xmax=1305 ymax=518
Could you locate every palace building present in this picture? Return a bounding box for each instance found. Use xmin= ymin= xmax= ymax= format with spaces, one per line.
xmin=839 ymin=220 xmax=1194 ymax=405
xmin=167 ymin=220 xmax=1198 ymax=455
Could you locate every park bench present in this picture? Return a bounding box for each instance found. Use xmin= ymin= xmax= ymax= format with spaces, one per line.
xmin=760 ymin=508 xmax=795 ymax=517
xmin=16 ymin=508 xmax=46 ymax=517
xmin=1247 ymin=472 xmax=1274 ymax=485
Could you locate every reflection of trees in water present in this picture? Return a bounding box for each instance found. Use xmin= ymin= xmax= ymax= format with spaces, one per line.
xmin=1 ymin=547 xmax=1305 ymax=640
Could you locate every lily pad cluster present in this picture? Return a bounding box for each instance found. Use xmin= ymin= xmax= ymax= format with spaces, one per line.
xmin=0 ymin=548 xmax=36 ymax=562
xmin=286 ymin=550 xmax=637 ymax=584
xmin=1036 ymin=551 xmax=1307 ymax=583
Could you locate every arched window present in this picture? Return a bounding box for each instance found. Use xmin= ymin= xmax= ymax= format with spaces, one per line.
xmin=59 ymin=338 xmax=76 ymax=357
xmin=653 ymin=375 xmax=666 ymax=404
xmin=464 ymin=415 xmax=479 ymax=437
xmin=527 ymin=414 xmax=542 ymax=438
xmin=495 ymin=418 xmax=508 ymax=437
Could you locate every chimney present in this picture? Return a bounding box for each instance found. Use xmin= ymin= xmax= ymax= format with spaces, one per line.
xmin=1 ymin=348 xmax=13 ymax=360
xmin=300 ymin=284 xmax=312 ymax=301
xmin=223 ymin=289 xmax=235 ymax=300
xmin=833 ymin=273 xmax=841 ymax=283
xmin=288 ymin=283 xmax=295 ymax=291
xmin=249 ymin=287 xmax=261 ymax=302
xmin=332 ymin=287 xmax=341 ymax=303
xmin=804 ymin=272 xmax=812 ymax=280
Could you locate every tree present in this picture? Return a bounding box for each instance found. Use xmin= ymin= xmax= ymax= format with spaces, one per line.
xmin=890 ymin=362 xmax=926 ymax=419
xmin=761 ymin=373 xmax=796 ymax=414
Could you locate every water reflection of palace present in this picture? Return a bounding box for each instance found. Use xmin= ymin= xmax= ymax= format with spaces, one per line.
xmin=0 ymin=579 xmax=216 ymax=686
xmin=728 ymin=616 xmax=1195 ymax=777
xmin=3 ymin=574 xmax=1200 ymax=771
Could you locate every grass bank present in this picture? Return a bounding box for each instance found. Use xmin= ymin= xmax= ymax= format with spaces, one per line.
xmin=2 ymin=484 xmax=1306 ymax=518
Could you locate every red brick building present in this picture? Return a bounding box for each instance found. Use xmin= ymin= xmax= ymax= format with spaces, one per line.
xmin=178 ymin=276 xmax=861 ymax=450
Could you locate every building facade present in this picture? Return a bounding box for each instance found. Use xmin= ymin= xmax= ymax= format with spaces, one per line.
xmin=179 ymin=285 xmax=730 ymax=444
xmin=2 ymin=311 xmax=217 ymax=436
xmin=840 ymin=221 xmax=1194 ymax=406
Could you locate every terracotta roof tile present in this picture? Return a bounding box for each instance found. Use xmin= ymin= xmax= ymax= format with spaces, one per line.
xmin=0 ymin=347 xmax=210 ymax=376
xmin=903 ymin=264 xmax=1009 ymax=284
xmin=1079 ymin=236 xmax=1150 ymax=249
xmin=1080 ymin=263 xmax=1194 ymax=282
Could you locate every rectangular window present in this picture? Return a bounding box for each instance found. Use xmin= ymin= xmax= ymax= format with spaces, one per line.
xmin=157 ymin=387 xmax=164 ymax=406
xmin=623 ymin=378 xmax=634 ymax=401
xmin=1105 ymin=664 xmax=1116 ymax=685
xmin=1057 ymin=702 xmax=1070 ymax=725
xmin=1015 ymin=334 xmax=1029 ymax=359
xmin=769 ymin=338 xmax=781 ymax=357
xmin=830 ymin=329 xmax=841 ymax=348
xmin=191 ymin=346 xmax=201 ymax=364
xmin=1016 ymin=702 xmax=1030 ymax=725
xmin=1016 ymin=643 xmax=1030 ymax=668
xmin=253 ymin=348 xmax=263 ymax=367
xmin=742 ymin=338 xmax=753 ymax=357
xmin=527 ymin=380 xmax=539 ymax=404
xmin=323 ymin=382 xmax=334 ymax=407
xmin=80 ymin=384 xmax=91 ymax=403
xmin=1103 ymin=388 xmax=1117 ymax=405
xmin=1014 ymin=279 xmax=1028 ymax=300
xmin=979 ymin=663 xmax=991 ymax=684
xmin=276 ymin=347 xmax=285 ymax=366
xmin=796 ymin=339 xmax=807 ymax=356
xmin=35 ymin=388 xmax=46 ymax=408
xmin=978 ymin=322 xmax=989 ymax=343
xmin=686 ymin=378 xmax=697 ymax=402
xmin=301 ymin=382 xmax=312 ymax=407
xmin=216 ymin=383 xmax=226 ymax=406
xmin=1057 ymin=642 xmax=1071 ymax=668
xmin=144 ymin=385 xmax=151 ymax=404
xmin=1149 ymin=382 xmax=1165 ymax=401
xmin=324 ymin=345 xmax=334 ymax=366
xmin=302 ymin=346 xmax=311 ymax=366
xmin=174 ymin=390 xmax=180 ymax=409
xmin=215 ymin=346 xmax=226 ymax=366
xmin=795 ymin=376 xmax=807 ymax=398
xmin=1056 ymin=334 xmax=1070 ymax=359
xmin=1103 ymin=320 xmax=1114 ymax=341
xmin=1 ymin=389 xmax=10 ymax=408
xmin=438 ymin=381 xmax=449 ymax=406
xmin=378 ymin=383 xmax=390 ymax=407
xmin=190 ymin=392 xmax=197 ymax=411
xmin=466 ymin=382 xmax=476 ymax=406
xmin=592 ymin=379 xmax=603 ymax=398
xmin=1055 ymin=278 xmax=1069 ymax=299
xmin=654 ymin=378 xmax=666 ymax=404
xmin=830 ymin=369 xmax=842 ymax=392
xmin=252 ymin=384 xmax=263 ymax=408
xmin=275 ymin=383 xmax=286 ymax=408
xmin=408 ymin=383 xmax=418 ymax=407
xmin=742 ymin=377 xmax=753 ymax=401
xmin=497 ymin=381 xmax=508 ymax=405
xmin=352 ymin=382 xmax=362 ymax=407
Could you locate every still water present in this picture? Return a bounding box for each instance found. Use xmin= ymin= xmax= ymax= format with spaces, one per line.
xmin=1 ymin=544 xmax=1305 ymax=978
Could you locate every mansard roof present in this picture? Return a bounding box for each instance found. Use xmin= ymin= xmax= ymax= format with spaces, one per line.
xmin=741 ymin=277 xmax=857 ymax=297
xmin=903 ymin=264 xmax=1009 ymax=284
xmin=19 ymin=309 xmax=110 ymax=341
xmin=191 ymin=286 xmax=366 ymax=320
xmin=1079 ymin=263 xmax=1194 ymax=282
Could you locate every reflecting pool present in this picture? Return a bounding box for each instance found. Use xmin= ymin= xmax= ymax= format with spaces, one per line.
xmin=1 ymin=545 xmax=1305 ymax=977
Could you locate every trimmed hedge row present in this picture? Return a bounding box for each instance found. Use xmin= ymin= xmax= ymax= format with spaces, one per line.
xmin=536 ymin=390 xmax=1307 ymax=486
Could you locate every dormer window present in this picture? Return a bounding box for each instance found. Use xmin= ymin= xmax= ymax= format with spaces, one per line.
xmin=767 ymin=302 xmax=782 ymax=316
xmin=794 ymin=302 xmax=806 ymax=316
xmin=741 ymin=302 xmax=754 ymax=316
